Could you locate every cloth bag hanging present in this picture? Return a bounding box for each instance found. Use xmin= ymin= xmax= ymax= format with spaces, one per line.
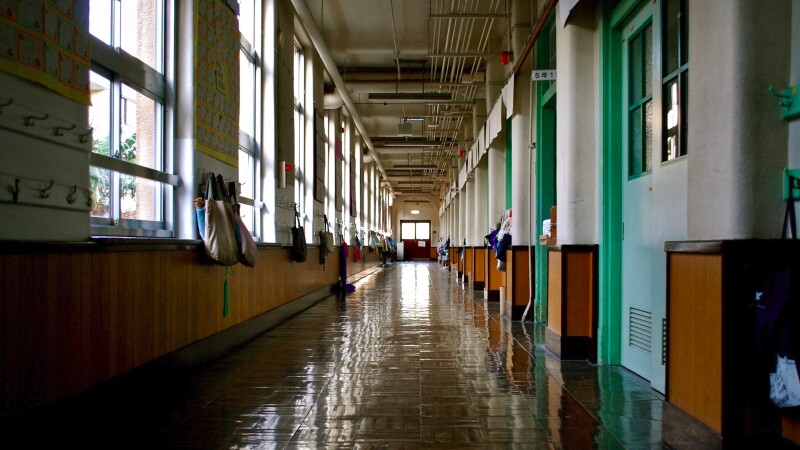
xmin=197 ymin=173 xmax=239 ymax=266
xmin=225 ymin=180 xmax=258 ymax=267
xmin=320 ymin=215 xmax=335 ymax=254
xmin=290 ymin=209 xmax=308 ymax=263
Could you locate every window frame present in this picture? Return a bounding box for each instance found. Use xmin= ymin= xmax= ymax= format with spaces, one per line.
xmin=238 ymin=0 xmax=263 ymax=240
xmin=88 ymin=0 xmax=174 ymax=237
xmin=661 ymin=0 xmax=688 ymax=162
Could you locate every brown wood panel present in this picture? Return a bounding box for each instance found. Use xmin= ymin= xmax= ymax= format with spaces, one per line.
xmin=547 ymin=251 xmax=562 ymax=334
xmin=465 ymin=248 xmax=474 ymax=281
xmin=507 ymin=249 xmax=531 ymax=307
xmin=564 ymin=251 xmax=594 ymax=337
xmin=473 ymin=248 xmax=485 ymax=282
xmin=486 ymin=251 xmax=502 ymax=291
xmin=668 ymin=252 xmax=723 ymax=433
xmin=429 ymin=246 xmax=437 ymax=260
xmin=783 ymin=414 xmax=800 ymax=445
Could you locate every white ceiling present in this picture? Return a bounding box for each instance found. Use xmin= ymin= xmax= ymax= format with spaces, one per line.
xmin=302 ymin=0 xmax=511 ymax=197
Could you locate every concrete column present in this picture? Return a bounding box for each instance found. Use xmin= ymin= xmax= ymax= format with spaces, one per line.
xmin=791 ymin=1 xmax=800 ymax=168
xmin=485 ymin=42 xmax=505 ymax=112
xmin=556 ymin=3 xmax=598 ymax=245
xmin=465 ymin=176 xmax=475 ymax=246
xmin=488 ymin=130 xmax=507 ymax=229
xmin=688 ymin=0 xmax=790 ymax=239
xmin=473 ymin=100 xmax=487 ymax=140
xmin=510 ymin=64 xmax=533 ymax=245
xmin=474 ymin=158 xmax=489 ymax=242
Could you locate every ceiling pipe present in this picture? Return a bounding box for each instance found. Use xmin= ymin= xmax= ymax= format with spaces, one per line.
xmin=291 ymin=0 xmax=392 ymax=192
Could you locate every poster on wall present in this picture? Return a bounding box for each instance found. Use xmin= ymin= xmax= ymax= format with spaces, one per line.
xmin=194 ymin=0 xmax=239 ymax=167
xmin=313 ymin=109 xmax=326 ymax=203
xmin=334 ymin=136 xmax=343 ymax=212
xmin=0 ymin=0 xmax=90 ymax=104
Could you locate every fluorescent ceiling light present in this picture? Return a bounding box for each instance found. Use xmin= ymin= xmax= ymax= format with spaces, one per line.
xmin=410 ymin=209 xmax=420 ymax=215
xmin=368 ymin=92 xmax=452 ymax=102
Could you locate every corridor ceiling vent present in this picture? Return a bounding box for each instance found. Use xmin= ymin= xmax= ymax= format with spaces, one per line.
xmin=368 ymin=92 xmax=452 ymax=102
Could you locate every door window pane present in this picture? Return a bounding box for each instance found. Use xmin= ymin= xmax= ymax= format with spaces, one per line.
xmin=401 ymin=222 xmax=416 ymax=240
xmin=415 ymin=222 xmax=430 ymax=239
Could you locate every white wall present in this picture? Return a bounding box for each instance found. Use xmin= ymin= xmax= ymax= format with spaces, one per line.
xmin=688 ymin=0 xmax=791 ymax=239
xmin=0 ymin=73 xmax=90 ymax=241
xmin=555 ymin=2 xmax=599 ymax=245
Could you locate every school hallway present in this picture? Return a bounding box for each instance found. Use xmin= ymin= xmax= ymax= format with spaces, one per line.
xmin=6 ymin=262 xmax=667 ymax=449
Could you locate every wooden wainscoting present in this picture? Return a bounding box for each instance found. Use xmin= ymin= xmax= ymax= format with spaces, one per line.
xmin=484 ymin=249 xmax=502 ymax=301
xmin=0 ymin=242 xmax=382 ymax=417
xmin=504 ymin=247 xmax=532 ymax=320
xmin=667 ymin=251 xmax=723 ymax=433
xmin=472 ymin=248 xmax=486 ymax=290
xmin=464 ymin=248 xmax=474 ymax=284
xmin=544 ymin=245 xmax=597 ymax=361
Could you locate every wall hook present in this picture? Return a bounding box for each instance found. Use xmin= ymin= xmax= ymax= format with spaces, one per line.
xmin=38 ymin=180 xmax=54 ymax=198
xmin=85 ymin=188 xmax=93 ymax=207
xmin=67 ymin=185 xmax=77 ymax=204
xmin=78 ymin=127 xmax=93 ymax=143
xmin=54 ymin=123 xmax=76 ymax=136
xmin=769 ymin=86 xmax=793 ymax=107
xmin=0 ymin=97 xmax=12 ymax=114
xmin=24 ymin=113 xmax=49 ymax=127
xmin=8 ymin=178 xmax=19 ymax=203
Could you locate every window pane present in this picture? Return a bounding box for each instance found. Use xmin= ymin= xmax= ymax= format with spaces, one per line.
xmin=89 ymin=72 xmax=111 ymax=156
xmin=630 ymin=107 xmax=642 ymax=177
xmin=239 ymin=0 xmax=255 ymax=45
xmin=238 ymin=149 xmax=254 ymax=198
xmin=90 ymin=166 xmax=111 ymax=218
xmin=644 ymin=100 xmax=653 ymax=171
xmin=239 ymin=203 xmax=255 ymax=235
xmin=401 ymin=222 xmax=416 ymax=240
xmin=629 ymin=33 xmax=642 ymax=101
xmin=663 ymin=79 xmax=679 ymax=161
xmin=643 ymin=24 xmax=652 ymax=96
xmin=416 ymin=222 xmax=430 ymax=240
xmin=120 ymin=175 xmax=162 ymax=221
xmin=121 ymin=84 xmax=160 ymax=170
xmin=664 ymin=0 xmax=679 ymax=75
xmin=239 ymin=51 xmax=255 ymax=137
xmin=89 ymin=0 xmax=112 ymax=45
xmin=681 ymin=72 xmax=688 ymax=157
xmin=119 ymin=0 xmax=162 ymax=72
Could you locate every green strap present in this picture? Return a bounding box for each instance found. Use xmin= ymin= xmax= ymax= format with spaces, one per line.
xmin=223 ymin=267 xmax=230 ymax=317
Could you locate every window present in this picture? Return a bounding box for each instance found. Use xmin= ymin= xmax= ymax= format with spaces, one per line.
xmin=239 ymin=0 xmax=260 ymax=238
xmin=401 ymin=221 xmax=431 ymax=240
xmin=627 ymin=22 xmax=653 ymax=178
xmin=88 ymin=0 xmax=173 ymax=236
xmin=662 ymin=0 xmax=688 ymax=161
xmin=293 ymin=43 xmax=306 ymax=210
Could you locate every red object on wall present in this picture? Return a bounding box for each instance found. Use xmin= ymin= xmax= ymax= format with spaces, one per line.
xmin=459 ymin=150 xmax=465 ymax=158
xmin=500 ymin=51 xmax=511 ymax=65
xmin=284 ymin=163 xmax=293 ymax=171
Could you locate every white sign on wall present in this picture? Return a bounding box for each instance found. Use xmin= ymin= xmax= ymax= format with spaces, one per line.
xmin=532 ymin=70 xmax=557 ymax=81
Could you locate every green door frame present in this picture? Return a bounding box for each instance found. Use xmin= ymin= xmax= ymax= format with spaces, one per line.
xmin=599 ymin=0 xmax=644 ymax=365
xmin=533 ymin=15 xmax=557 ymax=323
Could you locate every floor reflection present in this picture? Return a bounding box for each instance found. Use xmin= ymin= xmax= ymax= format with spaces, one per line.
xmin=7 ymin=261 xmax=666 ymax=449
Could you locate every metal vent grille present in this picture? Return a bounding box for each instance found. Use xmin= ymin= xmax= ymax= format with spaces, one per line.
xmin=629 ymin=307 xmax=652 ymax=354
xmin=662 ymin=318 xmax=667 ymax=366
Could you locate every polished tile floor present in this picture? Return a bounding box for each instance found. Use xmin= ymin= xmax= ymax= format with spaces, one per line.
xmin=9 ymin=262 xmax=666 ymax=449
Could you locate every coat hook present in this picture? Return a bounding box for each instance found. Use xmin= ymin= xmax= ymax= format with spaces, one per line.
xmin=78 ymin=127 xmax=93 ymax=143
xmin=25 ymin=113 xmax=49 ymax=127
xmin=85 ymin=188 xmax=93 ymax=207
xmin=0 ymin=97 xmax=12 ymax=114
xmin=38 ymin=180 xmax=54 ymax=198
xmin=67 ymin=185 xmax=77 ymax=204
xmin=8 ymin=178 xmax=20 ymax=202
xmin=54 ymin=123 xmax=76 ymax=136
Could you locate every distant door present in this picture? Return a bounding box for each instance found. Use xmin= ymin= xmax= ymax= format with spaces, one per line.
xmin=621 ymin=5 xmax=658 ymax=383
xmin=401 ymin=220 xmax=431 ymax=260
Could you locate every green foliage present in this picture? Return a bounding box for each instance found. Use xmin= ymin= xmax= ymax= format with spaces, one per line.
xmin=90 ymin=133 xmax=138 ymax=217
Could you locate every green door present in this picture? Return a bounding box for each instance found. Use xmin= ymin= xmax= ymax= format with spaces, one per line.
xmin=620 ymin=5 xmax=659 ymax=385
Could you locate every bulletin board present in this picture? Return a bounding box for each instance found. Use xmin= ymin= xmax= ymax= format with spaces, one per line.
xmin=0 ymin=0 xmax=90 ymax=105
xmin=194 ymin=0 xmax=239 ymax=167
